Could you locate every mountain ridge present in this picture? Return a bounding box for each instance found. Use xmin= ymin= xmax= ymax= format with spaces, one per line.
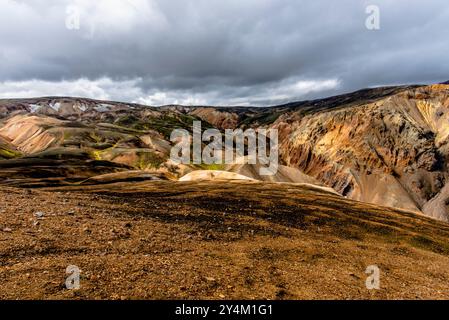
xmin=0 ymin=84 xmax=421 ymax=111
xmin=2 ymin=82 xmax=449 ymax=221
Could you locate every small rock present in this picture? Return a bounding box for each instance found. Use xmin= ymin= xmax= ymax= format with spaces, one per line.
xmin=2 ymin=227 xmax=12 ymax=233
xmin=34 ymin=211 xmax=45 ymax=218
xmin=83 ymin=227 xmax=92 ymax=234
xmin=219 ymin=294 xmax=226 ymax=299
xmin=205 ymin=276 xmax=216 ymax=282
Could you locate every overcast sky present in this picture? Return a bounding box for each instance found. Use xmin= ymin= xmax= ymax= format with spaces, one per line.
xmin=0 ymin=0 xmax=448 ymax=106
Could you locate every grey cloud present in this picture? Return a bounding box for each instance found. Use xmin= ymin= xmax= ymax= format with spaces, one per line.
xmin=0 ymin=0 xmax=448 ymax=105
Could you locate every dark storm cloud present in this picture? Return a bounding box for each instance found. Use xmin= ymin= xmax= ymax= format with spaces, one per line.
xmin=0 ymin=0 xmax=448 ymax=105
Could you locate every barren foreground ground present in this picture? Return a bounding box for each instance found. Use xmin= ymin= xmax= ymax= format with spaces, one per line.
xmin=1 ymin=181 xmax=449 ymax=299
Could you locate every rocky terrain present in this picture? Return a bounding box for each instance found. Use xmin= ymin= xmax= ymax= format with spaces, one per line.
xmin=2 ymin=181 xmax=449 ymax=299
xmin=2 ymin=82 xmax=449 ymax=299
xmin=1 ymin=83 xmax=449 ymax=220
xmin=271 ymin=84 xmax=449 ymax=221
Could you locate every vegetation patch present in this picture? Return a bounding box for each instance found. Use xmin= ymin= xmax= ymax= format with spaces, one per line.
xmin=196 ymin=163 xmax=226 ymax=171
xmin=136 ymin=151 xmax=166 ymax=170
xmin=115 ymin=113 xmax=215 ymax=139
xmin=0 ymin=147 xmax=22 ymax=159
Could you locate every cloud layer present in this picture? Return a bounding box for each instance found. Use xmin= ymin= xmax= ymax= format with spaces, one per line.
xmin=0 ymin=0 xmax=448 ymax=105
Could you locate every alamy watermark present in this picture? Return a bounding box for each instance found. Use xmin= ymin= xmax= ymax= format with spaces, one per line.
xmin=60 ymin=263 xmax=379 ymax=292
xmin=65 ymin=265 xmax=81 ymax=290
xmin=365 ymin=5 xmax=380 ymax=30
xmin=64 ymin=4 xmax=95 ymax=38
xmin=365 ymin=265 xmax=380 ymax=290
xmin=170 ymin=121 xmax=279 ymax=176
xmin=65 ymin=5 xmax=81 ymax=31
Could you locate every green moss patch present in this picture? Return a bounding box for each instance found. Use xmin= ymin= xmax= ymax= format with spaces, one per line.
xmin=0 ymin=147 xmax=22 ymax=159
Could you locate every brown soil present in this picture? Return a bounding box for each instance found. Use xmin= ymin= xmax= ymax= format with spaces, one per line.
xmin=1 ymin=180 xmax=449 ymax=300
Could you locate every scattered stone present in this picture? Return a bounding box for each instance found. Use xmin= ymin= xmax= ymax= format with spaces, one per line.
xmin=34 ymin=211 xmax=45 ymax=218
xmin=205 ymin=277 xmax=216 ymax=282
xmin=83 ymin=227 xmax=92 ymax=234
xmin=2 ymin=227 xmax=12 ymax=232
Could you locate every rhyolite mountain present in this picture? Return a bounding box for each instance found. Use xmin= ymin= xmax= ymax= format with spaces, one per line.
xmin=1 ymin=83 xmax=449 ymax=221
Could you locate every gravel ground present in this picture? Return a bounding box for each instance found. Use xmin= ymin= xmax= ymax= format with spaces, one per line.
xmin=1 ymin=181 xmax=449 ymax=300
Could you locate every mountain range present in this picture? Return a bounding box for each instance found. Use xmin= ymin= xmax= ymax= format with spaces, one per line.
xmin=1 ymin=83 xmax=449 ymax=221
xmin=3 ymin=82 xmax=449 ymax=299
